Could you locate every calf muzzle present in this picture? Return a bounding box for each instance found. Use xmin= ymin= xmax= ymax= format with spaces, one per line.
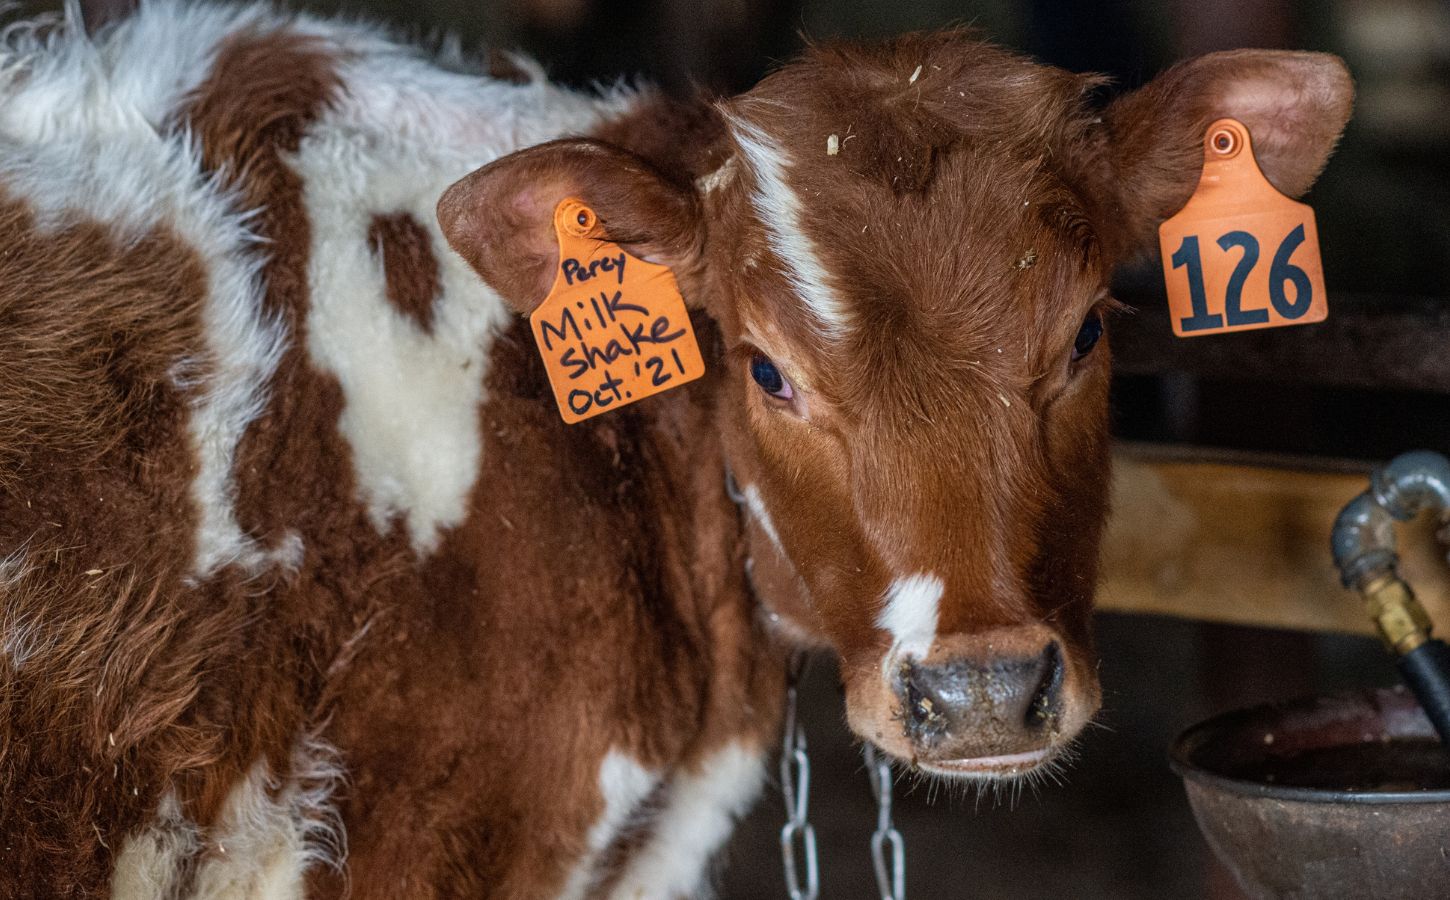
xmin=895 ymin=632 xmax=1066 ymax=771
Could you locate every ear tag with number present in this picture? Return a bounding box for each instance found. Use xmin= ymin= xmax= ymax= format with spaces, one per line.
xmin=530 ymin=198 xmax=705 ymax=424
xmin=1158 ymin=118 xmax=1327 ymax=338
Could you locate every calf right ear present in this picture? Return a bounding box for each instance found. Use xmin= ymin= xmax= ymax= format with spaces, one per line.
xmin=437 ymin=139 xmax=704 ymax=315
xmin=1100 ymin=50 xmax=1354 ymax=258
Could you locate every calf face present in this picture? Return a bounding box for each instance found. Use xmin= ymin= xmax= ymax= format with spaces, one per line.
xmin=440 ymin=34 xmax=1351 ymax=778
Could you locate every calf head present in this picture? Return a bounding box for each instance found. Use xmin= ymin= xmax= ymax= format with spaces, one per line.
xmin=439 ymin=35 xmax=1351 ymax=778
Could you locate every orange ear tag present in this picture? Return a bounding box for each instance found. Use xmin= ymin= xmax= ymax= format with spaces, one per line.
xmin=1158 ymin=118 xmax=1327 ymax=338
xmin=531 ymin=199 xmax=705 ymax=424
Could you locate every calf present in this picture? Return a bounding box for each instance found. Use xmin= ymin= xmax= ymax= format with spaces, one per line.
xmin=0 ymin=1 xmax=1350 ymax=897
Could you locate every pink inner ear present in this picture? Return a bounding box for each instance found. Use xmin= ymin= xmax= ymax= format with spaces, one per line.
xmin=510 ymin=189 xmax=537 ymax=217
xmin=437 ymin=165 xmax=575 ymax=316
xmin=1218 ymin=78 xmax=1287 ymax=126
xmin=1209 ymin=55 xmax=1353 ymax=199
xmin=506 ymin=179 xmax=564 ymax=235
xmin=1099 ymin=49 xmax=1351 ymax=260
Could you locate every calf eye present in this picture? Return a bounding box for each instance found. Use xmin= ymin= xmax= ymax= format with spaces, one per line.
xmin=1072 ymin=311 xmax=1103 ymax=361
xmin=750 ymin=353 xmax=793 ymax=400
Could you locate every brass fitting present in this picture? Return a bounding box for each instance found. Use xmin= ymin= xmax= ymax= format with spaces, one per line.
xmin=1359 ymin=573 xmax=1433 ymax=655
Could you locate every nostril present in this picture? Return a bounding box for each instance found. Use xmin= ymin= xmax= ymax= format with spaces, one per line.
xmin=903 ymin=667 xmax=947 ymax=734
xmin=1025 ymin=641 xmax=1064 ymax=730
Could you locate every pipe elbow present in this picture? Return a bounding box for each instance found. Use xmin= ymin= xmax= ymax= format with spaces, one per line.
xmin=1330 ymin=491 xmax=1397 ymax=589
xmin=1372 ymin=450 xmax=1450 ymax=521
xmin=1333 ymin=451 xmax=1450 ymax=589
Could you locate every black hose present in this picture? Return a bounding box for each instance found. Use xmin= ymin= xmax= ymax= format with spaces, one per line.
xmin=1397 ymin=639 xmax=1450 ymax=746
xmin=1331 ymin=451 xmax=1450 ymax=751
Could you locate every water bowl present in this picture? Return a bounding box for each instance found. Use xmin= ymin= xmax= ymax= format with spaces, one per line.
xmin=1170 ymin=687 xmax=1450 ymax=899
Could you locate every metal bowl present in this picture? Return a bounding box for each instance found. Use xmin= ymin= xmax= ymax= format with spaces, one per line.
xmin=1170 ymin=687 xmax=1450 ymax=899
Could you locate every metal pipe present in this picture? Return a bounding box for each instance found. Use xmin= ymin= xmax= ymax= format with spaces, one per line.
xmin=1330 ymin=491 xmax=1397 ymax=590
xmin=1371 ymin=450 xmax=1450 ymax=522
xmin=1331 ymin=451 xmax=1450 ymax=746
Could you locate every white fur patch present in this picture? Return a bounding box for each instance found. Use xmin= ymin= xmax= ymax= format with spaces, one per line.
xmin=877 ymin=572 xmax=944 ymax=661
xmin=293 ymin=30 xmax=638 ymax=554
xmin=111 ymin=740 xmax=345 ymax=900
xmin=558 ymin=750 xmax=660 ymax=900
xmin=725 ymin=114 xmax=851 ymax=337
xmin=0 ymin=0 xmax=294 ymax=579
xmin=111 ymin=792 xmax=200 ymax=900
xmin=609 ymin=741 xmax=766 ymax=899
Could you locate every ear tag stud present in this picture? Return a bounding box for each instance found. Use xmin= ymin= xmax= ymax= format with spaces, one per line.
xmin=1158 ymin=118 xmax=1327 ymax=338
xmin=530 ymin=198 xmax=705 ymax=424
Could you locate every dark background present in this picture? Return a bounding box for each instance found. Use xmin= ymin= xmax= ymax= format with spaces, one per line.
xmin=29 ymin=0 xmax=1450 ymax=896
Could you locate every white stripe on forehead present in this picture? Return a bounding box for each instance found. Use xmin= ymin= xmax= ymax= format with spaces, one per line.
xmin=725 ymin=113 xmax=853 ymax=338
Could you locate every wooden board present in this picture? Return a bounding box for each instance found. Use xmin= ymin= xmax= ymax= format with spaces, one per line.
xmin=1100 ymin=446 xmax=1450 ymax=637
xmin=1111 ymin=289 xmax=1450 ymax=395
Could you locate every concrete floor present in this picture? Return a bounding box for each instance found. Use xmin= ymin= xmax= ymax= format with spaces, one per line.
xmin=716 ymin=613 xmax=1399 ymax=900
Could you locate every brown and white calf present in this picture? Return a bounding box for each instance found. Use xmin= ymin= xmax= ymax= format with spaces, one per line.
xmin=0 ymin=1 xmax=1350 ymax=896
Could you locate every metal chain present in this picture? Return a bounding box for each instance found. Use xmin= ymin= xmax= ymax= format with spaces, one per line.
xmin=780 ymin=652 xmax=819 ymax=900
xmin=863 ymin=744 xmax=906 ymax=900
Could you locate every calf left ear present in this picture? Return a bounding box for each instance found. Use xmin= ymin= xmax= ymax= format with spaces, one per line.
xmin=1100 ymin=49 xmax=1354 ymax=258
xmin=437 ymin=138 xmax=704 ymax=314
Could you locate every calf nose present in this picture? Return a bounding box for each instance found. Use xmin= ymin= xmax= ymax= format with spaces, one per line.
xmin=898 ymin=638 xmax=1064 ymax=762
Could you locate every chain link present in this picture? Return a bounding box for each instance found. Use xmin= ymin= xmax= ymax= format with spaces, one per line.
xmin=780 ymin=653 xmax=819 ymax=900
xmin=863 ymin=744 xmax=906 ymax=900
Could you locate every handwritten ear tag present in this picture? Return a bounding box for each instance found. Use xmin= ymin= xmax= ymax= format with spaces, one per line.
xmin=1158 ymin=118 xmax=1327 ymax=338
xmin=531 ymin=199 xmax=705 ymax=424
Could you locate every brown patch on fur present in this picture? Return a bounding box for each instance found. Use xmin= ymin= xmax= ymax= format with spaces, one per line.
xmin=182 ymin=26 xmax=352 ymax=554
xmin=180 ymin=29 xmax=340 ymax=332
xmin=179 ymin=26 xmax=437 ymax=900
xmin=0 ymin=204 xmax=197 ymax=493
xmin=175 ymin=24 xmax=365 ymax=843
xmin=368 ymin=212 xmax=442 ymax=333
xmin=0 ymin=189 xmax=221 ymax=893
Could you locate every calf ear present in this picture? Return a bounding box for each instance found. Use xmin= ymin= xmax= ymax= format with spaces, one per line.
xmin=437 ymin=138 xmax=703 ymax=314
xmin=1101 ymin=50 xmax=1353 ymax=256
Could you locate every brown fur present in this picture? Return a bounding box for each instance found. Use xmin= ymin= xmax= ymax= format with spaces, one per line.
xmin=0 ymin=190 xmax=247 ymax=890
xmin=368 ymin=212 xmax=443 ymax=332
